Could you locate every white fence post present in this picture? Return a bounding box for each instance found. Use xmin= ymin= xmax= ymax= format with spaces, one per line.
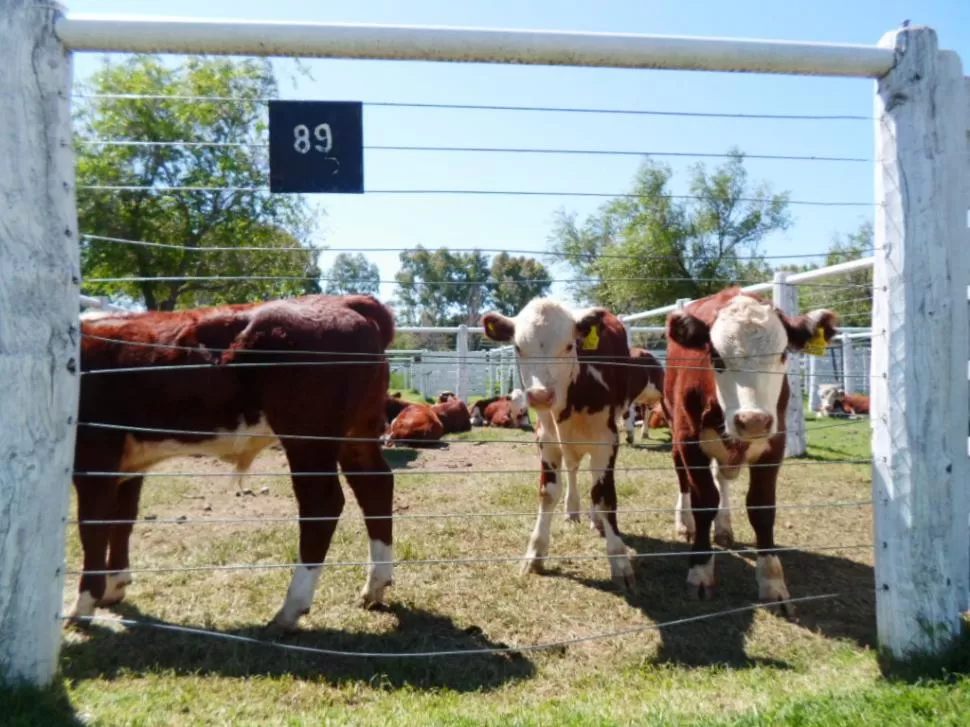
xmin=0 ymin=0 xmax=79 ymax=686
xmin=872 ymin=25 xmax=970 ymax=660
xmin=841 ymin=334 xmax=855 ymax=394
xmin=773 ymin=272 xmax=807 ymax=456
xmin=456 ymin=324 xmax=469 ymax=401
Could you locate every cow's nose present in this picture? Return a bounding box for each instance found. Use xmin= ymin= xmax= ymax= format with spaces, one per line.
xmin=527 ymin=388 xmax=555 ymax=408
xmin=734 ymin=411 xmax=773 ymax=438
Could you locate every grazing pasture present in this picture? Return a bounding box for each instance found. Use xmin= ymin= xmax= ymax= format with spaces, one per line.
xmin=26 ymin=416 xmax=966 ymax=725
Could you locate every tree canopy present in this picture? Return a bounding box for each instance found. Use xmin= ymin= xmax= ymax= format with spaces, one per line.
xmin=393 ymin=247 xmax=552 ymax=327
xmin=548 ymin=150 xmax=791 ymax=313
xmin=75 ymin=55 xmax=320 ymax=310
xmin=323 ymin=253 xmax=381 ymax=296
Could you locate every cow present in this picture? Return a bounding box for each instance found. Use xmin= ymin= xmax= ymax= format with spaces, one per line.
xmin=432 ymin=393 xmax=473 ymax=434
xmin=482 ymin=298 xmax=636 ymax=589
xmin=384 ymin=393 xmax=412 ymax=424
xmin=817 ymin=385 xmax=869 ymax=418
xmin=469 ymin=389 xmax=530 ymax=429
xmin=643 ymin=402 xmax=669 ymax=439
xmin=663 ymin=287 xmax=838 ymax=616
xmin=383 ymin=403 xmax=445 ymax=446
xmin=837 ymin=392 xmax=870 ymax=417
xmin=620 ymin=348 xmax=665 ymax=444
xmin=437 ymin=390 xmax=456 ymax=403
xmin=816 ymin=383 xmax=843 ymax=418
xmin=70 ymin=294 xmax=396 ymax=634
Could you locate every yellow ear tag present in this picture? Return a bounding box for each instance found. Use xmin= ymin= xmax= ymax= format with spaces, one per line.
xmin=582 ymin=324 xmax=600 ymax=351
xmin=802 ymin=328 xmax=828 ymax=357
xmin=486 ymin=321 xmax=496 ymax=337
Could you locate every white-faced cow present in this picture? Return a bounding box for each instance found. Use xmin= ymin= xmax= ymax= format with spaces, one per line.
xmin=663 ymin=287 xmax=838 ymax=615
xmin=72 ymin=294 xmax=396 ymax=633
xmin=482 ymin=298 xmax=636 ymax=589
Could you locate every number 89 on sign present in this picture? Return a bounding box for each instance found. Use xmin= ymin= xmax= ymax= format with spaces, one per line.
xmin=268 ymin=101 xmax=363 ymax=194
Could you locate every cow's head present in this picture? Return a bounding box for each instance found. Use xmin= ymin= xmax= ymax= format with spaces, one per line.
xmin=817 ymin=384 xmax=843 ymax=416
xmin=667 ymin=293 xmax=838 ymax=441
xmin=482 ymin=299 xmax=607 ymax=411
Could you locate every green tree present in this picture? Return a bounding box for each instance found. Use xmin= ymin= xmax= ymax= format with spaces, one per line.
xmin=488 ymin=252 xmax=553 ymax=317
xmin=323 ymin=253 xmax=380 ymax=296
xmin=75 ymin=55 xmax=320 ymax=310
xmin=549 ymin=149 xmax=790 ymax=312
xmin=780 ymin=220 xmax=874 ymax=328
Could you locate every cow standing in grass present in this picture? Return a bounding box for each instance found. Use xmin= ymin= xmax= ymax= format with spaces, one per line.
xmin=482 ymin=298 xmax=636 ymax=589
xmin=621 ymin=347 xmax=665 ymax=444
xmin=663 ymin=287 xmax=838 ymax=615
xmin=72 ymin=294 xmax=396 ymax=633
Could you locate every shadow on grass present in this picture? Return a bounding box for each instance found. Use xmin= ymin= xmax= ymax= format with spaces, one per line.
xmin=381 ymin=448 xmax=422 ymax=468
xmin=549 ymin=531 xmax=875 ymax=669
xmin=60 ymin=602 xmax=535 ymax=692
xmin=0 ymin=680 xmax=84 ymax=727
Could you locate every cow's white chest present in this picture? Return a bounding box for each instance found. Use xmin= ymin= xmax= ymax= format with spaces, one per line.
xmin=120 ymin=414 xmax=278 ymax=474
xmin=698 ymin=427 xmax=769 ymax=479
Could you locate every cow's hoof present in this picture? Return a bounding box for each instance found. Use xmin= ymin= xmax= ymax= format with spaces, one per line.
xmin=521 ymin=555 xmax=545 ymax=575
xmin=713 ymin=529 xmax=735 ymax=549
xmin=563 ymin=512 xmax=582 ymax=526
xmin=675 ymin=524 xmax=695 ymax=543
xmin=358 ymin=581 xmax=392 ymax=610
xmin=609 ymin=555 xmax=636 ymax=591
xmin=263 ymin=619 xmax=299 ymax=641
xmin=686 ymin=560 xmax=717 ymax=601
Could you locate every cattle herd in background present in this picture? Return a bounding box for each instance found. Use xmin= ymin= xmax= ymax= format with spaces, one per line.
xmin=70 ymin=287 xmax=856 ymax=633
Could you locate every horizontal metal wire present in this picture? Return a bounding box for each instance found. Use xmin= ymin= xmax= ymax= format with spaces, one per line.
xmin=77 ymin=417 xmax=870 ymax=448
xmin=67 ymin=500 xmax=873 ymax=527
xmin=63 ymin=592 xmax=841 ymax=659
xmin=82 ymin=273 xmax=874 ymax=289
xmin=74 ymin=458 xmax=872 ymax=480
xmin=78 ymin=185 xmax=875 ymax=207
xmin=76 ymin=139 xmax=872 ymax=164
xmin=80 ymin=233 xmax=874 ymax=262
xmin=65 ymin=543 xmax=871 ymax=577
xmin=73 ymin=94 xmax=873 ymax=121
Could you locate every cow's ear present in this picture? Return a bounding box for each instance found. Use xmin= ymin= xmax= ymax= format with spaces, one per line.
xmin=482 ymin=312 xmax=515 ymax=342
xmin=667 ymin=310 xmax=711 ymax=349
xmin=573 ymin=307 xmax=609 ymax=349
xmin=782 ymin=309 xmax=839 ymax=351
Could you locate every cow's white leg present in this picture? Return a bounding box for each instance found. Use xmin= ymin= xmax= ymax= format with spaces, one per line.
xmin=271 ymin=564 xmax=323 ymax=632
xmin=67 ymin=591 xmax=98 ymax=622
xmin=563 ymin=452 xmax=582 ymax=525
xmin=712 ymin=461 xmax=735 ymax=548
xmin=361 ymin=539 xmax=394 ymax=607
xmin=589 ymin=435 xmax=635 ymax=589
xmin=524 ymin=435 xmax=563 ymax=574
xmin=675 ymin=490 xmax=696 ymax=541
xmin=98 ymin=570 xmax=133 ymax=606
xmin=623 ymin=406 xmax=636 ymax=445
xmin=686 ymin=557 xmax=716 ymax=600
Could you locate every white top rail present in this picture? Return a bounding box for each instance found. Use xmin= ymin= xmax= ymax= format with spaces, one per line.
xmin=621 ymin=256 xmax=874 ymax=323
xmin=55 ymin=15 xmax=896 ymax=78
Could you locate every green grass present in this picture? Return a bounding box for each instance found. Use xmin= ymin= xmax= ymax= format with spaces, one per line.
xmin=19 ymin=415 xmax=970 ymax=725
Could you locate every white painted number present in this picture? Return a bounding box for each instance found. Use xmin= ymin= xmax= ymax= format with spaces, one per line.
xmin=293 ymin=123 xmax=333 ymax=155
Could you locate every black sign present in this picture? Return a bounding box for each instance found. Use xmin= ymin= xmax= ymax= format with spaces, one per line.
xmin=268 ymin=101 xmax=363 ymax=194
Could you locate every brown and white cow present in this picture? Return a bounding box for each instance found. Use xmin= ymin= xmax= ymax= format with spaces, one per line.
xmin=663 ymin=287 xmax=838 ymax=614
xmin=482 ymin=298 xmax=636 ymax=589
xmin=469 ymin=389 xmax=530 ymax=429
xmin=383 ymin=403 xmax=445 ymax=446
xmin=72 ymin=294 xmax=396 ymax=633
xmin=620 ymin=347 xmax=665 ymax=444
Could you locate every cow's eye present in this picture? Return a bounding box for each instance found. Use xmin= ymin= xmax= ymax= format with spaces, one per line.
xmin=565 ymin=343 xmax=574 ymax=353
xmin=710 ymin=346 xmax=726 ymax=373
xmin=780 ymin=352 xmax=788 ymax=364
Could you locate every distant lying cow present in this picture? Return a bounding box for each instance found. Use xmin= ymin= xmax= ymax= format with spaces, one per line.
xmin=621 ymin=348 xmax=665 ymax=444
xmin=72 ymin=294 xmax=396 ymax=632
xmin=644 ymin=403 xmax=669 ymax=439
xmin=817 ymin=385 xmax=869 ymax=418
xmin=483 ymin=298 xmax=636 ymax=589
xmin=664 ymin=287 xmax=838 ymax=616
xmin=433 ymin=393 xmax=472 ymax=434
xmin=384 ymin=403 xmax=444 ymax=446
xmin=469 ymin=389 xmax=530 ymax=429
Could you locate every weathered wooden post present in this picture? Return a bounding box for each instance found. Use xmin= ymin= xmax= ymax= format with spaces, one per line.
xmin=0 ymin=0 xmax=80 ymax=685
xmin=872 ymin=25 xmax=970 ymax=660
xmin=773 ymin=272 xmax=807 ymax=456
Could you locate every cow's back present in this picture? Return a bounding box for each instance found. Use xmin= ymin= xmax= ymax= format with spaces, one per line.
xmin=565 ymin=310 xmax=631 ymax=417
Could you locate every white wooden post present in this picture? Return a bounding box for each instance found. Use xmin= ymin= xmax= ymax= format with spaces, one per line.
xmin=675 ymin=297 xmax=691 ymax=311
xmin=807 ymin=354 xmax=820 ymax=414
xmin=841 ymin=334 xmax=855 ymax=394
xmin=872 ymin=25 xmax=970 ymax=660
xmin=0 ymin=0 xmax=79 ymax=686
xmin=456 ymin=324 xmax=469 ymax=401
xmin=773 ymin=272 xmax=807 ymax=456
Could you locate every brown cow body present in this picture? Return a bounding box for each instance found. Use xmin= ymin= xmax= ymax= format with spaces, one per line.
xmin=72 ymin=294 xmax=396 ymax=632
xmin=838 ymin=392 xmax=870 ymax=416
xmin=664 ymin=287 xmax=837 ymax=614
xmin=483 ymin=298 xmax=636 ymax=588
xmin=432 ymin=394 xmax=473 ymax=434
xmin=620 ymin=347 xmax=665 ymax=443
xmin=470 ymin=390 xmax=530 ymax=429
xmin=384 ymin=403 xmax=445 ymax=446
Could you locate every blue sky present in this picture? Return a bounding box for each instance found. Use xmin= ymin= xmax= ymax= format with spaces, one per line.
xmin=68 ymin=0 xmax=970 ymax=311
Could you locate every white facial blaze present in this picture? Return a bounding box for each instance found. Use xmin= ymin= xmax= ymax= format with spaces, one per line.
xmin=707 ymin=296 xmax=790 ymax=440
xmin=509 ymin=299 xmax=585 ymax=410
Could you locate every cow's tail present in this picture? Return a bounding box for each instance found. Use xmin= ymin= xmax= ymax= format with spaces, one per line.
xmin=344 ymin=295 xmax=396 ymax=350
